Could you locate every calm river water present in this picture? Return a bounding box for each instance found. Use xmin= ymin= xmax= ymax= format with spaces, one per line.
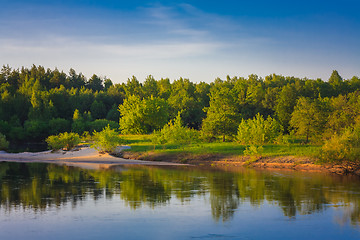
xmin=0 ymin=162 xmax=360 ymax=239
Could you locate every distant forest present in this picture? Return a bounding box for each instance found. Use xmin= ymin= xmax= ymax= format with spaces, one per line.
xmin=0 ymin=64 xmax=360 ymax=145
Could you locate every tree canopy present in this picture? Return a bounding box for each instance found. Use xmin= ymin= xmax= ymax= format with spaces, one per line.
xmin=0 ymin=64 xmax=360 ymax=148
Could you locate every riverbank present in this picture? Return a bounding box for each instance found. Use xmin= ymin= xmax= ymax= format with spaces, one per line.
xmin=1 ymin=145 xmax=359 ymax=175
xmin=0 ymin=147 xmax=186 ymax=169
xmin=121 ymin=150 xmax=360 ymax=175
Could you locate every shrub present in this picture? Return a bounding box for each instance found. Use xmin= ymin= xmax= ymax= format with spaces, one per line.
xmin=152 ymin=113 xmax=199 ymax=146
xmin=319 ymin=127 xmax=360 ymax=162
xmin=0 ymin=133 xmax=9 ymax=150
xmin=237 ymin=113 xmax=283 ymax=146
xmin=91 ymin=125 xmax=123 ymax=153
xmin=46 ymin=132 xmax=81 ymax=151
xmin=81 ymin=131 xmax=92 ymax=142
xmin=243 ymin=145 xmax=263 ymax=156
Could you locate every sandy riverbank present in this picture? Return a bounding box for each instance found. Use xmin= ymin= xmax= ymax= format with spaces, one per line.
xmin=2 ymin=147 xmax=359 ymax=175
xmin=0 ymin=147 xmax=186 ymax=169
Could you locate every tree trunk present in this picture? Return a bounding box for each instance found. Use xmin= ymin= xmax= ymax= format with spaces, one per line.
xmin=223 ymin=135 xmax=225 ymax=142
xmin=306 ymin=132 xmax=309 ymax=143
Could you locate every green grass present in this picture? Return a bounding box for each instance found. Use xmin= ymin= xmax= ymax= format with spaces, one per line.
xmin=121 ymin=135 xmax=321 ymax=157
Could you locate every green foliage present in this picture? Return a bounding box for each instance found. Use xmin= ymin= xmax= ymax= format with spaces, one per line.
xmin=274 ymin=84 xmax=297 ymax=132
xmin=202 ymin=80 xmax=239 ymax=142
xmin=237 ymin=113 xmax=283 ymax=145
xmin=319 ymin=123 xmax=360 ymax=162
xmin=71 ymin=109 xmax=88 ymax=134
xmin=92 ymin=125 xmax=123 ymax=153
xmin=0 ymin=120 xmax=10 ymax=137
xmin=0 ymin=132 xmax=9 ymax=150
xmin=325 ymin=92 xmax=360 ymax=138
xmin=152 ymin=113 xmax=199 ymax=146
xmin=24 ymin=120 xmax=49 ymax=141
xmin=48 ymin=118 xmax=71 ymax=135
xmin=243 ymin=145 xmax=264 ymax=156
xmin=328 ymin=70 xmax=343 ymax=90
xmin=106 ymin=104 xmax=120 ymax=121
xmin=89 ymin=119 xmax=119 ymax=132
xmin=87 ymin=74 xmax=104 ymax=91
xmin=46 ymin=132 xmax=80 ymax=151
xmin=119 ymin=95 xmax=169 ymax=134
xmin=290 ymin=97 xmax=328 ymax=143
xmin=1 ymin=64 xmax=360 ymax=162
xmin=124 ymin=135 xmax=319 ymax=158
xmin=81 ymin=131 xmax=92 ymax=142
xmin=90 ymin=100 xmax=106 ymax=119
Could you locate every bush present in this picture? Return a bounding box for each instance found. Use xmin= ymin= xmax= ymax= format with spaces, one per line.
xmin=319 ymin=116 xmax=360 ymax=162
xmin=319 ymin=127 xmax=360 ymax=162
xmin=237 ymin=113 xmax=282 ymax=146
xmin=243 ymin=145 xmax=263 ymax=156
xmin=46 ymin=132 xmax=81 ymax=151
xmin=0 ymin=133 xmax=9 ymax=150
xmin=91 ymin=125 xmax=123 ymax=153
xmin=152 ymin=113 xmax=199 ymax=146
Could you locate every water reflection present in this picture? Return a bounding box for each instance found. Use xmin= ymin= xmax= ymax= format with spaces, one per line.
xmin=1 ymin=162 xmax=360 ymax=226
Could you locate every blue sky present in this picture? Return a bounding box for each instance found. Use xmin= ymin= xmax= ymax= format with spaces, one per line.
xmin=0 ymin=0 xmax=359 ymax=83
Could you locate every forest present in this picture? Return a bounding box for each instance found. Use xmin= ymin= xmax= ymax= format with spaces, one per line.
xmin=0 ymin=64 xmax=360 ymax=161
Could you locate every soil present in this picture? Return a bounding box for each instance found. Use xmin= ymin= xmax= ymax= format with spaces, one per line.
xmin=122 ymin=151 xmax=360 ymax=175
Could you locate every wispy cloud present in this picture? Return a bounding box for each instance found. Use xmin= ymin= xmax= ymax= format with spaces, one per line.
xmin=1 ymin=1 xmax=359 ymax=82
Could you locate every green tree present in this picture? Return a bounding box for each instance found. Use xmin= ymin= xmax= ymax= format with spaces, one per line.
xmin=87 ymin=74 xmax=104 ymax=91
xmin=142 ymin=75 xmax=159 ymax=98
xmin=48 ymin=118 xmax=71 ymax=135
xmin=328 ymin=70 xmax=343 ymax=86
xmin=104 ymin=78 xmax=113 ymax=90
xmin=290 ymin=97 xmax=328 ymax=143
xmin=119 ymin=95 xmax=169 ymax=134
xmin=89 ymin=119 xmax=119 ymax=132
xmin=167 ymin=78 xmax=201 ymax=128
xmin=24 ymin=120 xmax=49 ymax=141
xmin=124 ymin=76 xmax=143 ymax=98
xmin=90 ymin=100 xmax=107 ymax=119
xmin=72 ymin=109 xmax=87 ymax=134
xmin=202 ymin=80 xmax=239 ymax=142
xmin=274 ymin=84 xmax=297 ymax=133
xmin=237 ymin=113 xmax=282 ymax=145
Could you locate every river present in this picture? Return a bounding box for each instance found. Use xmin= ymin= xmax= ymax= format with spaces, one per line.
xmin=0 ymin=162 xmax=359 ymax=239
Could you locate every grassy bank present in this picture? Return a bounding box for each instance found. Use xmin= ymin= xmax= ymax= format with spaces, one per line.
xmin=120 ymin=135 xmax=360 ymax=175
xmin=121 ymin=134 xmax=320 ymax=158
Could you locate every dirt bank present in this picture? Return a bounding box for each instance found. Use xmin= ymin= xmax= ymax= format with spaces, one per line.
xmin=122 ymin=151 xmax=360 ymax=175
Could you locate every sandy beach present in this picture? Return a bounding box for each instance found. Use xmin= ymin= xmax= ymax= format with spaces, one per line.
xmin=0 ymin=147 xmax=186 ymax=169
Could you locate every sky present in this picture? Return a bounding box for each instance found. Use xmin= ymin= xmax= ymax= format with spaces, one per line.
xmin=0 ymin=0 xmax=359 ymax=83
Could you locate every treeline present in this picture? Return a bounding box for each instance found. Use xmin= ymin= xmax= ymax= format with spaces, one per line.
xmin=1 ymin=65 xmax=360 ymax=150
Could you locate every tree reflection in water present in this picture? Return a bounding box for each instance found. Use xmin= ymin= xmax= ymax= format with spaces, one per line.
xmin=0 ymin=162 xmax=360 ymax=226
